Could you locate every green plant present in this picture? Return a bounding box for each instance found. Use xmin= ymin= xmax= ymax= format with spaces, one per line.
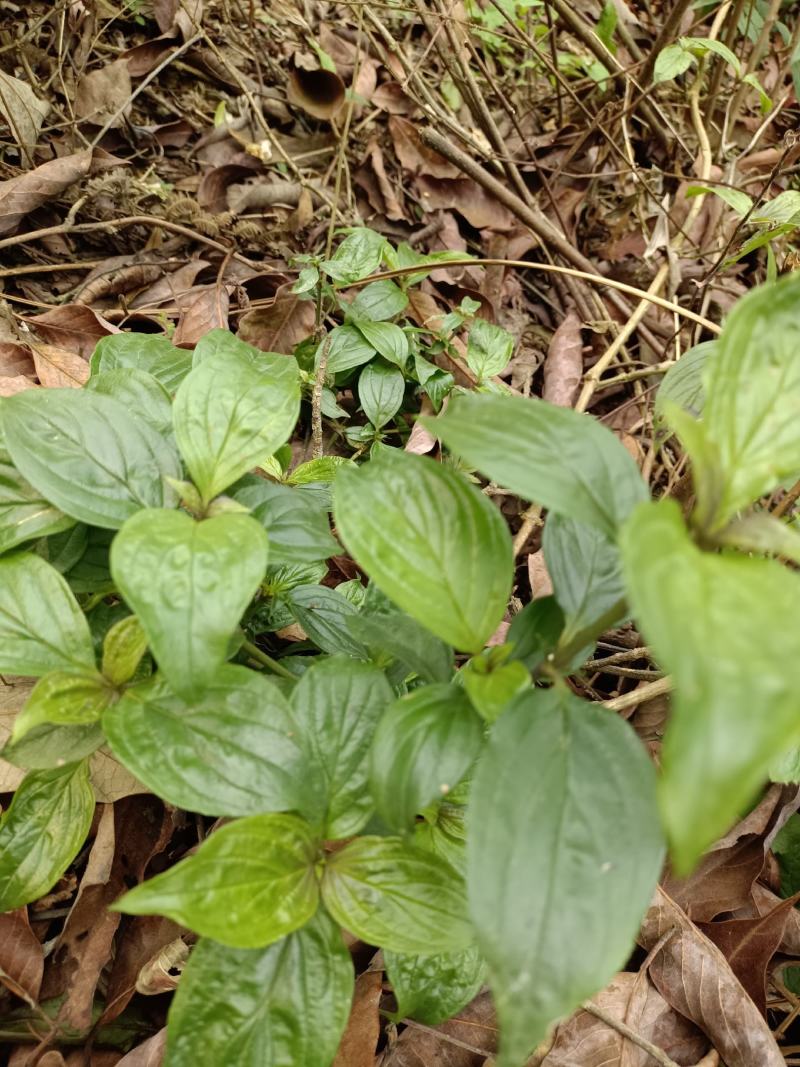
xmin=2 ymin=235 xmax=800 ymax=1066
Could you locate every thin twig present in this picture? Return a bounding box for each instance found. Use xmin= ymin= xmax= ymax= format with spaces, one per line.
xmin=312 ymin=334 xmax=333 ymax=460
xmin=580 ymin=1001 xmax=681 ymax=1067
xmin=602 ymin=676 xmax=672 ymax=713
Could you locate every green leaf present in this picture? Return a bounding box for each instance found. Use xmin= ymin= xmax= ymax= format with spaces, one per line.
xmin=468 ymin=687 xmax=664 ymax=1066
xmin=323 ymin=325 xmax=376 ymax=375
xmin=621 ymin=499 xmax=800 ymax=870
xmin=86 ymin=368 xmax=174 ymax=440
xmin=321 ymin=227 xmax=387 ymax=283
xmin=429 ymin=394 xmax=648 ymax=537
xmin=0 ymin=762 xmax=94 ymax=911
xmin=751 ymin=190 xmax=800 ymax=225
xmin=715 ymin=512 xmax=800 ymax=566
xmin=287 ymin=584 xmax=369 ymax=657
xmin=165 ymin=911 xmax=353 ymax=1067
xmin=414 ymin=798 xmax=468 ymax=876
xmin=103 ymin=666 xmax=305 ymax=817
xmin=101 ymin=614 xmax=148 ymax=686
xmin=354 ymin=321 xmax=409 ymax=368
xmin=385 ymin=945 xmax=485 ymax=1026
xmin=110 ymin=509 xmax=268 ymax=700
xmin=2 ymin=721 xmax=104 ymax=771
xmin=461 ymin=652 xmax=530 ymax=722
xmin=696 ymin=272 xmax=800 ymax=530
xmin=742 ymin=72 xmax=771 ymax=113
xmin=233 ymin=478 xmax=338 ymax=565
xmin=0 ymin=458 xmax=75 ymax=555
xmin=90 ymin=333 xmax=192 ymax=393
xmin=370 ymin=684 xmax=484 ymax=831
xmin=772 ymin=816 xmax=800 ymax=895
xmin=286 ymin=456 xmax=349 ymax=486
xmin=114 ymin=813 xmax=320 ymax=947
xmin=348 ymin=280 xmax=408 ymax=322
xmin=543 ymin=513 xmax=626 ymax=650
xmin=466 ymin=319 xmax=514 ymax=381
xmin=290 ymin=656 xmax=394 ymax=837
xmin=507 ymin=597 xmax=565 ymax=672
xmin=359 ymin=359 xmax=405 ymax=429
xmin=595 ymin=0 xmax=617 ymax=52
xmin=173 ymin=330 xmax=300 ymax=504
xmin=654 ymin=341 xmax=715 ymax=431
xmin=321 ymin=836 xmax=473 ymax=953
xmin=0 ymin=551 xmax=95 ymax=676
xmin=347 ymin=609 xmax=454 ymax=683
xmin=653 ymin=41 xmax=694 ymax=82
xmin=334 ymin=450 xmax=513 ymax=652
xmin=12 ymin=668 xmax=112 ymax=741
xmin=686 ymin=185 xmax=753 ymax=216
xmin=292 ymin=264 xmax=319 ymax=294
xmin=681 ymin=35 xmax=740 ymax=74
xmin=1 ymin=389 xmax=181 ymax=529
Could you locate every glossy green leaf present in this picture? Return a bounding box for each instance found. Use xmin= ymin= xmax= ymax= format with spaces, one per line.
xmin=653 ymin=41 xmax=693 ymax=82
xmin=385 ymin=945 xmax=485 ymax=1026
xmin=62 ymin=526 xmax=114 ymax=594
xmin=461 ymin=653 xmax=530 ymax=723
xmin=654 ymin=341 xmax=714 ymax=431
xmin=468 ymin=687 xmax=664 ymax=1067
xmin=686 ymin=185 xmax=752 ymax=217
xmin=173 ymin=330 xmax=300 ymax=503
xmin=286 ymin=456 xmax=349 ymax=487
xmin=1 ymin=389 xmax=181 ymax=529
xmin=165 ymin=911 xmax=353 ymax=1067
xmin=543 ymin=513 xmax=626 ymax=649
xmin=621 ymin=499 xmax=800 ymax=871
xmin=359 ymin=359 xmax=405 ymax=428
xmin=290 ymin=656 xmax=393 ymax=838
xmin=323 ymin=324 xmax=376 ymax=374
xmin=233 ymin=478 xmax=337 ymax=565
xmin=348 ymin=280 xmax=408 ymax=322
xmin=287 ymin=584 xmax=369 ymax=658
xmin=103 ymin=666 xmax=305 ymax=817
xmin=752 ymin=190 xmax=800 ymax=225
xmin=354 ymin=321 xmax=409 ymax=367
xmin=347 ymin=609 xmax=454 ymax=683
xmin=429 ymin=394 xmax=648 ymax=537
xmin=110 ymin=509 xmax=268 ymax=700
xmin=2 ymin=721 xmax=104 ymax=771
xmin=414 ymin=799 xmax=468 ymax=877
xmin=506 ymin=597 xmax=565 ymax=672
xmin=321 ymin=227 xmax=387 ymax=283
xmin=0 ymin=551 xmax=95 ymax=676
xmin=334 ymin=450 xmax=513 ymax=652
xmin=114 ymin=813 xmax=320 ymax=948
xmin=86 ymin=368 xmax=174 ymax=440
xmin=0 ymin=761 xmax=94 ymax=911
xmin=370 ymin=684 xmax=484 ymax=831
xmin=101 ymin=614 xmax=148 ymax=686
xmin=12 ymin=668 xmax=112 ymax=741
xmin=321 ymin=835 xmax=473 ymax=953
xmin=0 ymin=458 xmax=75 ymax=555
xmin=90 ymin=332 xmax=192 ymax=392
xmin=466 ymin=319 xmax=513 ymax=380
xmin=716 ymin=512 xmax=800 ymax=566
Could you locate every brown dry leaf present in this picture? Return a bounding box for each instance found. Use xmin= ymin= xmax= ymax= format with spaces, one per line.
xmin=0 ymin=375 xmax=34 ymax=397
xmin=101 ymin=915 xmax=184 ymax=1024
xmin=528 ymin=550 xmax=553 ymax=598
xmin=130 ymin=260 xmax=210 ymax=310
xmin=383 ymin=990 xmax=497 ymax=1067
xmin=30 ymin=343 xmax=90 ymax=388
xmin=416 ymin=176 xmax=514 ymax=231
xmin=237 ymin=286 xmax=315 ymax=353
xmin=29 ymin=304 xmax=119 ymax=358
xmin=0 ymin=909 xmax=44 ymax=1005
xmin=0 ymin=72 xmax=49 ymax=161
xmin=114 ymin=1028 xmax=166 ymax=1067
xmin=0 ymin=151 xmax=94 ymax=236
xmin=542 ymin=311 xmax=583 ymax=408
xmin=287 ymin=67 xmax=345 ymax=121
xmin=373 ymin=82 xmax=416 ymax=115
xmin=662 ymin=784 xmax=799 ymax=921
xmin=0 ymin=342 xmax=36 ymax=379
xmin=737 ymin=882 xmax=800 ymax=956
xmin=390 ymin=116 xmax=459 ymax=179
xmin=136 ymin=937 xmax=189 ymax=995
xmin=405 ymin=398 xmax=438 ymax=456
xmin=639 ymin=886 xmax=785 ymax=1066
xmin=332 ymin=970 xmax=382 ymax=1067
xmin=75 ymin=253 xmax=170 ymax=305
xmin=356 ymin=140 xmax=405 ymax=222
xmin=541 ymin=972 xmax=707 ymax=1066
xmin=155 ymin=0 xmax=202 ymax=36
xmin=74 ymin=60 xmax=132 ymax=128
xmin=173 ymin=285 xmax=230 ymax=347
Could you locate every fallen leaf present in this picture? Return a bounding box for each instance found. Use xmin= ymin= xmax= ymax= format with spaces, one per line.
xmin=382 ymin=990 xmax=497 ymax=1066
xmin=0 ymin=342 xmax=35 ymax=378
xmin=237 ymin=285 xmax=315 ymax=353
xmin=542 ymin=310 xmax=583 ymax=408
xmin=114 ymin=1028 xmax=166 ymax=1067
xmin=155 ymin=0 xmax=202 ymax=37
xmin=528 ymin=550 xmax=553 ymax=598
xmin=0 ymin=72 xmax=49 ymax=161
xmin=135 ymin=936 xmax=189 ymax=995
xmin=541 ymin=971 xmax=707 ymax=1066
xmin=736 ymin=882 xmax=800 ymax=956
xmin=405 ymin=397 xmax=438 ymax=455
xmin=356 ymin=140 xmax=405 ymax=222
xmin=288 ymin=66 xmax=345 ymax=120
xmin=173 ymin=285 xmax=230 ymax=347
xmin=416 ymin=176 xmax=514 ymax=231
xmin=130 ymin=260 xmax=211 ymax=310
xmin=0 ymin=375 xmax=35 ymax=397
xmin=74 ymin=60 xmax=132 ymax=127
xmin=390 ymin=116 xmax=459 ymax=179
xmin=639 ymin=886 xmax=785 ymax=1066
xmin=332 ymin=969 xmax=382 ymax=1067
xmin=0 ymin=909 xmax=44 ymax=1005
xmin=101 ymin=915 xmax=184 ymax=1024
xmin=30 ymin=343 xmax=90 ymax=388
xmin=75 ymin=253 xmax=171 ymax=305
xmin=28 ymin=304 xmax=119 ymax=358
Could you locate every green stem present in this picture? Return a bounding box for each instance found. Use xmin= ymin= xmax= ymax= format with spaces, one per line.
xmin=241 ymin=639 xmax=295 ymax=681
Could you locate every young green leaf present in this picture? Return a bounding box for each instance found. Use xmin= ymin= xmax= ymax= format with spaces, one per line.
xmin=289 ymin=656 xmax=394 ymax=838
xmin=506 ymin=596 xmax=565 ymax=672
xmin=358 ymin=359 xmax=405 ymax=428
xmin=354 ymin=321 xmax=409 ymax=368
xmin=101 ymin=614 xmax=148 ymax=686
xmin=466 ymin=319 xmax=514 ymax=381
xmin=461 ymin=651 xmax=530 ymax=722
xmin=654 ymin=341 xmax=715 ymax=432
xmin=2 ymin=389 xmax=181 ymax=529
xmin=384 ymin=945 xmax=485 ymax=1026
xmin=347 ymin=609 xmax=454 ymax=683
xmin=414 ymin=798 xmax=468 ymax=877
xmin=468 ymin=687 xmax=664 ymax=1067
xmin=2 ymin=720 xmax=104 ymax=771
xmin=321 ymin=227 xmax=387 ymax=283
xmin=165 ymin=911 xmax=353 ymax=1067
xmin=0 ymin=458 xmax=75 ymax=555
xmin=0 ymin=762 xmax=94 ymax=911
xmin=173 ymin=330 xmax=300 ymax=504
xmin=287 ymin=584 xmax=369 ymax=658
xmin=369 ymin=684 xmax=484 ymax=831
xmin=114 ymin=813 xmax=320 ymax=947
xmin=621 ymin=499 xmax=800 ymax=871
xmin=686 ymin=185 xmax=753 ymax=217
xmin=323 ymin=324 xmax=376 ymax=374
xmin=321 ymin=836 xmax=473 ymax=954
xmin=90 ymin=332 xmax=192 ymax=392
xmin=12 ymin=668 xmax=112 ymax=741
xmin=233 ymin=478 xmax=338 ymax=565
xmin=653 ymin=41 xmax=694 ymax=82
xmin=347 ymin=279 xmax=408 ymax=322
xmin=0 ymin=551 xmax=95 ymax=676
xmin=86 ymin=368 xmax=174 ymax=440
xmin=334 ymin=450 xmax=513 ymax=652
xmin=110 ymin=509 xmax=268 ymax=700
xmin=429 ymin=394 xmax=648 ymax=537
xmin=681 ymin=36 xmax=740 ymax=74
xmin=103 ymin=666 xmax=305 ymax=817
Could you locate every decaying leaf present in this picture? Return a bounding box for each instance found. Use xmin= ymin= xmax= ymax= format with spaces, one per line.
xmin=237 ymin=286 xmax=316 ymax=353
xmin=287 ymin=66 xmax=345 ymax=120
xmin=28 ymin=304 xmax=119 ymax=358
xmin=542 ymin=310 xmax=583 ymax=408
xmin=0 ymin=71 xmax=49 ymax=161
xmin=114 ymin=1027 xmax=167 ymax=1066
xmin=0 ymin=908 xmax=44 ymax=1005
xmin=390 ymin=116 xmax=459 ymax=179
xmin=30 ymin=343 xmax=90 ymax=388
xmin=173 ymin=285 xmax=230 ymax=347
xmin=332 ymin=969 xmax=382 ymax=1067
xmin=382 ymin=990 xmax=497 ymax=1066
xmin=74 ymin=60 xmax=133 ymax=127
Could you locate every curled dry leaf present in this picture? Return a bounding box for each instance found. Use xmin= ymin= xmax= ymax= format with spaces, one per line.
xmin=540 ymin=972 xmax=707 ymax=1067
xmin=101 ymin=914 xmax=184 ymax=1024
xmin=390 ymin=116 xmax=460 ymax=179
xmin=405 ymin=397 xmax=439 ymax=456
xmin=528 ymin=550 xmax=553 ymax=598
xmin=542 ymin=310 xmax=583 ymax=408
xmin=155 ymin=0 xmax=203 ymax=37
xmin=30 ymin=343 xmax=90 ymax=389
xmin=373 ymin=81 xmax=417 ymax=115
xmin=356 ymin=140 xmax=405 ymax=222
xmin=114 ymin=1028 xmax=167 ymax=1067
xmin=0 ymin=71 xmax=49 ymax=161
xmin=287 ymin=66 xmax=345 ymax=121
xmin=382 ymin=990 xmax=497 ymax=1067
xmin=75 ymin=252 xmax=171 ymax=305
xmin=0 ymin=342 xmax=36 ymax=379
xmin=173 ymin=285 xmax=230 ymax=347
xmin=0 ymin=909 xmax=44 ymax=1005
xmin=130 ymin=260 xmax=211 ymax=310
xmin=332 ymin=969 xmax=382 ymax=1067
xmin=29 ymin=304 xmax=119 ymax=358
xmin=135 ymin=936 xmax=189 ymax=995
xmin=0 ymin=151 xmax=93 ymax=236
xmin=237 ymin=285 xmax=316 ymax=353
xmin=737 ymin=882 xmax=800 ymax=956
xmin=639 ymin=887 xmax=785 ymax=1067
xmin=74 ymin=60 xmax=132 ymax=128
xmin=416 ymin=176 xmax=514 ymax=231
